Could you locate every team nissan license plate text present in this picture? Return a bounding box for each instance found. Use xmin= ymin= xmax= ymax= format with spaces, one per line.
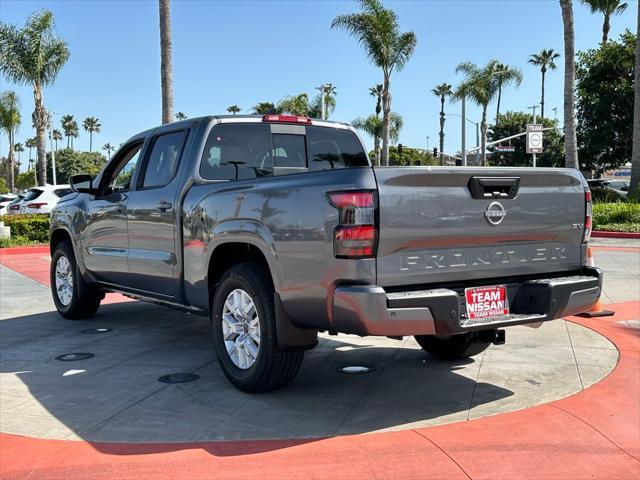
xmin=465 ymin=285 xmax=509 ymax=319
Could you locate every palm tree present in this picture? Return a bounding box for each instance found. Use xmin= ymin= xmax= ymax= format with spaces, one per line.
xmin=227 ymin=105 xmax=241 ymax=115
xmin=25 ymin=137 xmax=36 ymax=161
xmin=252 ymin=102 xmax=276 ymax=115
xmin=629 ymin=0 xmax=639 ymax=200
xmin=0 ymin=91 xmax=21 ymax=192
xmin=332 ymin=0 xmax=417 ymax=166
xmin=61 ymin=114 xmax=74 ymax=147
xmin=52 ymin=128 xmax=62 ymax=151
xmin=582 ymin=0 xmax=628 ymax=43
xmin=159 ymin=0 xmax=174 ymax=124
xmin=493 ymin=63 xmax=523 ymax=121
xmin=561 ymin=0 xmax=579 ymax=169
xmin=0 ymin=10 xmax=70 ymax=186
xmin=68 ymin=120 xmax=79 ymax=149
xmin=352 ymin=113 xmax=403 ymax=166
xmin=13 ymin=142 xmax=23 ymax=162
xmin=454 ymin=60 xmax=501 ymax=165
xmin=369 ymin=84 xmax=383 ymax=117
xmin=175 ymin=111 xmax=187 ymax=120
xmin=83 ymin=117 xmax=101 ymax=152
xmin=103 ymin=142 xmax=115 ymax=159
xmin=528 ymin=49 xmax=560 ymax=120
xmin=431 ymin=83 xmax=453 ymax=165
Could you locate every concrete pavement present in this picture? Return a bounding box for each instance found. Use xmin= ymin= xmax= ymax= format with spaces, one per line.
xmin=0 ymin=244 xmax=635 ymax=443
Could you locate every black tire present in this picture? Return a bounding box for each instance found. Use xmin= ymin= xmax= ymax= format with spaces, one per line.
xmin=50 ymin=240 xmax=101 ymax=320
xmin=414 ymin=333 xmax=491 ymax=360
xmin=211 ymin=263 xmax=304 ymax=393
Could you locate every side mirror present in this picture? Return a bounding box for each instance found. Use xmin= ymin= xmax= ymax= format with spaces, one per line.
xmin=70 ymin=174 xmax=96 ymax=194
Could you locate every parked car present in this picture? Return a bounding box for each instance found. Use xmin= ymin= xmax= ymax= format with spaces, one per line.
xmin=50 ymin=114 xmax=602 ymax=392
xmin=5 ymin=194 xmax=25 ymax=215
xmin=587 ymin=178 xmax=630 ymax=197
xmin=0 ymin=194 xmax=18 ymax=215
xmin=9 ymin=185 xmax=72 ymax=215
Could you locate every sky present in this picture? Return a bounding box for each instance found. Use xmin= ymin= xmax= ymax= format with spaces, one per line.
xmin=0 ymin=0 xmax=637 ymax=170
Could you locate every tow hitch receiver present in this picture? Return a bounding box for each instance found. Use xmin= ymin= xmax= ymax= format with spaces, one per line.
xmin=477 ymin=329 xmax=506 ymax=345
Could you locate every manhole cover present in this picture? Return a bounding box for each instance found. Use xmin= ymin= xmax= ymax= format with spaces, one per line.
xmin=55 ymin=353 xmax=95 ymax=362
xmin=338 ymin=365 xmax=376 ymax=375
xmin=81 ymin=328 xmax=112 ymax=334
xmin=158 ymin=373 xmax=200 ymax=384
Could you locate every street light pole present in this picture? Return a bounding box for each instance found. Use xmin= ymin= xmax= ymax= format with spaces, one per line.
xmin=528 ymin=105 xmax=538 ymax=168
xmin=48 ymin=111 xmax=57 ymax=185
xmin=461 ymin=97 xmax=466 ymax=166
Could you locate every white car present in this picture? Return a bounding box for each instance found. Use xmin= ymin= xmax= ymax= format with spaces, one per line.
xmin=0 ymin=194 xmax=18 ymax=216
xmin=8 ymin=185 xmax=73 ymax=215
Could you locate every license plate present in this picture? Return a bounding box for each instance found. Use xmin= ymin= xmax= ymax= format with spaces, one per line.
xmin=465 ymin=285 xmax=509 ymax=319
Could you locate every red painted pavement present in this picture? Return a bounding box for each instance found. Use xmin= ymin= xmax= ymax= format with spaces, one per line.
xmin=0 ymin=254 xmax=639 ymax=479
xmin=592 ymin=231 xmax=640 ymax=239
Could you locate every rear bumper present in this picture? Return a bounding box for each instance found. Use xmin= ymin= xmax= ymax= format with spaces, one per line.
xmin=331 ymin=267 xmax=603 ymax=336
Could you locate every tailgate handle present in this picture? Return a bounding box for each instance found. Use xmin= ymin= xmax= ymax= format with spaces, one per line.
xmin=468 ymin=176 xmax=520 ymax=199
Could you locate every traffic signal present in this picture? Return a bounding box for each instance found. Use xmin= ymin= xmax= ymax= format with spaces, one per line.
xmin=433 ymin=147 xmax=438 ymax=157
xmin=398 ymin=143 xmax=403 ymax=155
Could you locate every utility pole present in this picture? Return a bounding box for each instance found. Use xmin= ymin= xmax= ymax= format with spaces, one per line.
xmin=461 ymin=97 xmax=466 ymax=166
xmin=426 ymin=136 xmax=430 ymax=150
xmin=528 ymin=105 xmax=538 ymax=168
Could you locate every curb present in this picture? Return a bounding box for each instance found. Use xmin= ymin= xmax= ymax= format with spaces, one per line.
xmin=592 ymin=231 xmax=640 ymax=239
xmin=0 ymin=245 xmax=49 ymax=255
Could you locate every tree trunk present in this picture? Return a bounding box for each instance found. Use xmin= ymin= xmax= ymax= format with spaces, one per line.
xmin=602 ymin=13 xmax=610 ymax=43
xmin=439 ymin=96 xmax=445 ymax=166
xmin=159 ymin=0 xmax=174 ymax=125
xmin=89 ymin=132 xmax=93 ymax=152
xmin=67 ymin=135 xmax=70 ymax=148
xmin=380 ymin=73 xmax=391 ymax=166
xmin=8 ymin=133 xmax=15 ymax=193
xmin=32 ymin=82 xmax=48 ymax=186
xmin=629 ymin=1 xmax=640 ymax=200
xmin=373 ymin=135 xmax=381 ymax=166
xmin=560 ymin=0 xmax=579 ymax=170
xmin=480 ymin=106 xmax=488 ymax=166
xmin=540 ymin=68 xmax=546 ymax=120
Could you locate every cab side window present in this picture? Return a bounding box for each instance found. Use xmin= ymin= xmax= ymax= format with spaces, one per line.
xmin=141 ymin=131 xmax=187 ymax=188
xmin=106 ymin=145 xmax=143 ymax=194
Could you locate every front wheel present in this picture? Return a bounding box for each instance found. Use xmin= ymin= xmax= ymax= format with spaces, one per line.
xmin=414 ymin=333 xmax=491 ymax=360
xmin=211 ymin=263 xmax=304 ymax=393
xmin=50 ymin=241 xmax=102 ymax=320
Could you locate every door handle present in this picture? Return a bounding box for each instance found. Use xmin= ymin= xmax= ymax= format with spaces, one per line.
xmin=156 ymin=201 xmax=172 ymax=212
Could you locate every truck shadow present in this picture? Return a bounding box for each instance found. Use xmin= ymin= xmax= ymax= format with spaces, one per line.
xmin=0 ymin=300 xmax=513 ymax=457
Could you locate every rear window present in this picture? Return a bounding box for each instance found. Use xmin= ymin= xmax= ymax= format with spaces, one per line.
xmin=22 ymin=189 xmax=43 ymax=201
xmin=200 ymin=123 xmax=368 ymax=181
xmin=306 ymin=126 xmax=368 ymax=171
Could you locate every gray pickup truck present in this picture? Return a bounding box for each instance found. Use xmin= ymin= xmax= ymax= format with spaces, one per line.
xmin=50 ymin=114 xmax=602 ymax=392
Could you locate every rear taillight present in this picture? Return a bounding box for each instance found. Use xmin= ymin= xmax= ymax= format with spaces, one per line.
xmin=583 ymin=189 xmax=592 ymax=243
xmin=327 ymin=191 xmax=376 ymax=259
xmin=27 ymin=202 xmax=47 ymax=209
xmin=262 ymin=114 xmax=312 ymax=125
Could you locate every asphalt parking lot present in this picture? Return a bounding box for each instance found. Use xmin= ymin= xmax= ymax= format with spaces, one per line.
xmin=0 ymin=239 xmax=636 ymax=445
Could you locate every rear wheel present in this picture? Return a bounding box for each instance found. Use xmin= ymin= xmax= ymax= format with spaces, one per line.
xmin=211 ymin=263 xmax=304 ymax=393
xmin=50 ymin=241 xmax=101 ymax=320
xmin=414 ymin=333 xmax=491 ymax=360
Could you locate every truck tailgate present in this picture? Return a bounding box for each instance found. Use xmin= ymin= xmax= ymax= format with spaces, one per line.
xmin=374 ymin=167 xmax=586 ymax=288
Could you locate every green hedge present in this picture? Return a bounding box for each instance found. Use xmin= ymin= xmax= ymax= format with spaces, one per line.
xmin=0 ymin=214 xmax=50 ymax=243
xmin=592 ymin=203 xmax=640 ymax=233
xmin=590 ymin=186 xmax=627 ymax=203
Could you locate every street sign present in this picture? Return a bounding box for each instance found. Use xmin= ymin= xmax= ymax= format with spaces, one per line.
xmin=495 ymin=145 xmax=516 ymax=152
xmin=526 ymin=124 xmax=544 ymax=154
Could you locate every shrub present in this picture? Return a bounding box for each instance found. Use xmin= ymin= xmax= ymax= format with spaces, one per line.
xmin=590 ymin=186 xmax=627 ymax=203
xmin=0 ymin=235 xmax=41 ymax=248
xmin=592 ymin=203 xmax=640 ymax=232
xmin=0 ymin=214 xmax=50 ymax=243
